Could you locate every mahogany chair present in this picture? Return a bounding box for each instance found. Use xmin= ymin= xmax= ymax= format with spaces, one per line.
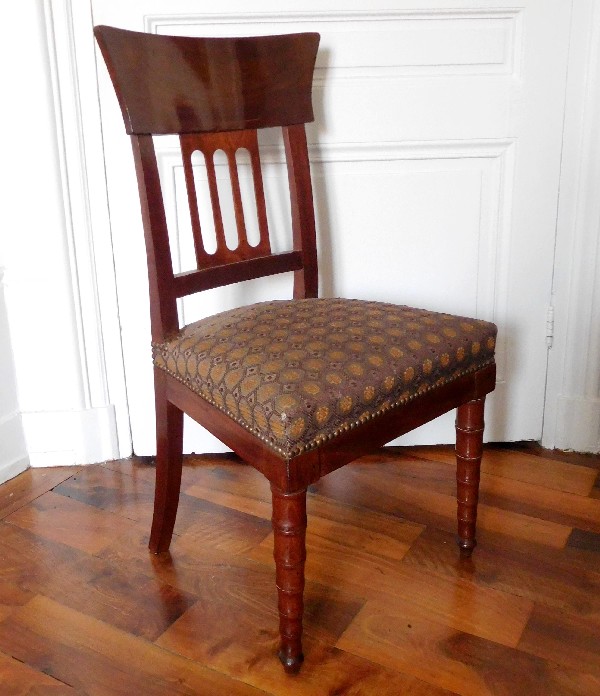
xmin=94 ymin=26 xmax=497 ymax=673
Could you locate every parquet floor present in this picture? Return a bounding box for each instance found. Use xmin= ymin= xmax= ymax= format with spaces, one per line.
xmin=1 ymin=444 xmax=600 ymax=695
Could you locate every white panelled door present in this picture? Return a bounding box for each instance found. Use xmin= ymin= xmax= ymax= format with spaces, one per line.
xmin=92 ymin=0 xmax=572 ymax=454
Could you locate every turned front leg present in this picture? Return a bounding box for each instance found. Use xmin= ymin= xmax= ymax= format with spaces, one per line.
xmin=455 ymin=398 xmax=486 ymax=557
xmin=271 ymin=485 xmax=307 ymax=674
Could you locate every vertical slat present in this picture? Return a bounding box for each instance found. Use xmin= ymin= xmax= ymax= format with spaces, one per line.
xmin=283 ymin=124 xmax=318 ymax=298
xmin=129 ymin=135 xmax=178 ymax=341
xmin=204 ymin=148 xmax=228 ymax=255
xmin=248 ymin=141 xmax=272 ymax=254
xmin=179 ymin=137 xmax=209 ymax=267
xmin=226 ymin=150 xmax=249 ymax=248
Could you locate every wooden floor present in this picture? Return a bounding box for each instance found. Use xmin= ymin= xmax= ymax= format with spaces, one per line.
xmin=1 ymin=444 xmax=600 ymax=695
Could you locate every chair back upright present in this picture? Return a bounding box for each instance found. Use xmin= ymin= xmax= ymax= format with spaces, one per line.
xmin=94 ymin=26 xmax=321 ymax=341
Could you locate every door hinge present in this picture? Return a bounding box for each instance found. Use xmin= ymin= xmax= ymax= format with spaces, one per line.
xmin=546 ymin=305 xmax=555 ymax=348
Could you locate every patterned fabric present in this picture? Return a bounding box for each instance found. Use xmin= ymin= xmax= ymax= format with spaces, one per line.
xmin=153 ymin=299 xmax=497 ymax=458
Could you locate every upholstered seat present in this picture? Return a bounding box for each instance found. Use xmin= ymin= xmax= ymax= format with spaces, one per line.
xmin=154 ymin=298 xmax=496 ymax=458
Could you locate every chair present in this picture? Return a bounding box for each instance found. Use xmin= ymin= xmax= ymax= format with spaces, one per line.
xmin=94 ymin=26 xmax=497 ymax=673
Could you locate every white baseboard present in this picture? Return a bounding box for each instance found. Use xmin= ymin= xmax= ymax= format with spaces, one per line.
xmin=21 ymin=405 xmax=119 ymax=467
xmin=0 ymin=456 xmax=29 ymax=485
xmin=554 ymin=395 xmax=600 ymax=453
xmin=0 ymin=412 xmax=29 ymax=484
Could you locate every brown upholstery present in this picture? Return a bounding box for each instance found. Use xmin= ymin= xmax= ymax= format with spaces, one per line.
xmin=154 ymin=298 xmax=496 ymax=457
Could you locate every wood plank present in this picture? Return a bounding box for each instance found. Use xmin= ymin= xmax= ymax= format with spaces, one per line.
xmin=182 ymin=460 xmax=272 ymax=516
xmin=54 ymin=464 xmax=157 ymax=524
xmin=99 ymin=506 xmax=414 ymax=656
xmin=347 ymin=452 xmax=600 ymax=535
xmin=102 ymin=452 xmax=243 ymax=487
xmin=371 ymin=449 xmax=600 ymax=534
xmin=97 ymin=521 xmax=268 ymax=599
xmin=56 ymin=462 xmax=198 ymax=525
xmin=55 ymin=465 xmax=273 ymax=554
xmin=102 ymin=455 xmax=157 ymax=483
xmin=158 ymin=632 xmax=458 ymax=696
xmin=247 ymin=530 xmax=533 ymax=648
xmin=30 ymin=465 xmax=249 ymax=545
xmin=170 ymin=495 xmax=273 ymax=555
xmin=401 ymin=526 xmax=600 ymax=623
xmin=0 ymin=521 xmax=195 ymax=641
xmin=152 ymin=545 xmax=435 ymax=696
xmin=304 ymin=499 xmax=423 ymax=563
xmin=185 ymin=475 xmax=425 ymax=562
xmin=0 ymin=466 xmax=81 ymax=520
xmin=185 ymin=482 xmax=272 ymax=520
xmin=519 ymin=603 xmax=600 ymax=679
xmin=97 ymin=514 xmax=361 ymax=649
xmin=0 ymin=650 xmax=75 ymax=694
xmin=337 ymin=600 xmax=600 ymax=696
xmin=0 ymin=521 xmax=81 ymax=614
xmin=38 ymin=553 xmax=196 ymax=642
xmin=0 ymin=595 xmax=266 ymax=695
xmin=311 ymin=462 xmax=572 ymax=549
xmin=504 ymin=442 xmax=600 ymax=471
xmin=409 ymin=446 xmax=597 ymax=495
xmin=476 ymin=503 xmax=571 ymax=549
xmin=5 ymin=490 xmax=137 ymax=555
xmin=478 ymin=473 xmax=600 ymax=533
xmin=567 ymin=527 xmax=600 ymax=553
xmin=156 ymin=592 xmax=454 ymax=696
xmin=155 ymin=558 xmax=362 ymax=654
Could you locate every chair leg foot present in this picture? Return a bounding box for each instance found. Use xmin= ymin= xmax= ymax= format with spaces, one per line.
xmin=271 ymin=485 xmax=307 ymax=674
xmin=149 ymin=370 xmax=184 ymax=554
xmin=455 ymin=397 xmax=485 ymax=557
xmin=278 ymin=648 xmax=304 ymax=674
xmin=457 ymin=539 xmax=476 ymax=558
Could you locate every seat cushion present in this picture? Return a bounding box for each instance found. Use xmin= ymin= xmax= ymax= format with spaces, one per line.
xmin=153 ymin=298 xmax=496 ymax=458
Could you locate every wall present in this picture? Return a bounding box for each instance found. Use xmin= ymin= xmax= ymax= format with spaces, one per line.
xmin=542 ymin=0 xmax=600 ymax=453
xmin=0 ymin=270 xmax=28 ymax=483
xmin=1 ymin=0 xmax=119 ymax=472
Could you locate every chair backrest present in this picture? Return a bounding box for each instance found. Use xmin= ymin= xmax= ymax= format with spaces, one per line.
xmin=94 ymin=26 xmax=321 ymax=341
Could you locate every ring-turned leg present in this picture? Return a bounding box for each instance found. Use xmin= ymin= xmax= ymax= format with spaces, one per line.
xmin=149 ymin=368 xmax=184 ymax=554
xmin=455 ymin=397 xmax=486 ymax=557
xmin=271 ymin=485 xmax=307 ymax=674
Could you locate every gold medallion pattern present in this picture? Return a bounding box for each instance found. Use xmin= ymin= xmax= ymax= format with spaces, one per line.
xmin=153 ymin=299 xmax=497 ymax=457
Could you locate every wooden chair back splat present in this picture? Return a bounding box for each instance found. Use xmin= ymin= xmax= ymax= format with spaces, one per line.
xmin=94 ymin=25 xmax=497 ymax=674
xmin=179 ymin=130 xmax=272 ymax=267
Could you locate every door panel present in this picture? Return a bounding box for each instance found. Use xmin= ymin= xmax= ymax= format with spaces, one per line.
xmin=93 ymin=1 xmax=572 ymax=453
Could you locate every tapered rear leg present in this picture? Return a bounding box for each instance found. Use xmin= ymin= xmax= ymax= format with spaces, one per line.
xmin=455 ymin=397 xmax=485 ymax=557
xmin=271 ymin=485 xmax=307 ymax=674
xmin=149 ymin=368 xmax=184 ymax=554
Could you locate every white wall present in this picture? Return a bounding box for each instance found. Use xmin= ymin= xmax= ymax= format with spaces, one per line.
xmin=0 ymin=270 xmax=28 ymax=483
xmin=1 ymin=0 xmax=119 ymax=472
xmin=542 ymin=0 xmax=600 ymax=454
